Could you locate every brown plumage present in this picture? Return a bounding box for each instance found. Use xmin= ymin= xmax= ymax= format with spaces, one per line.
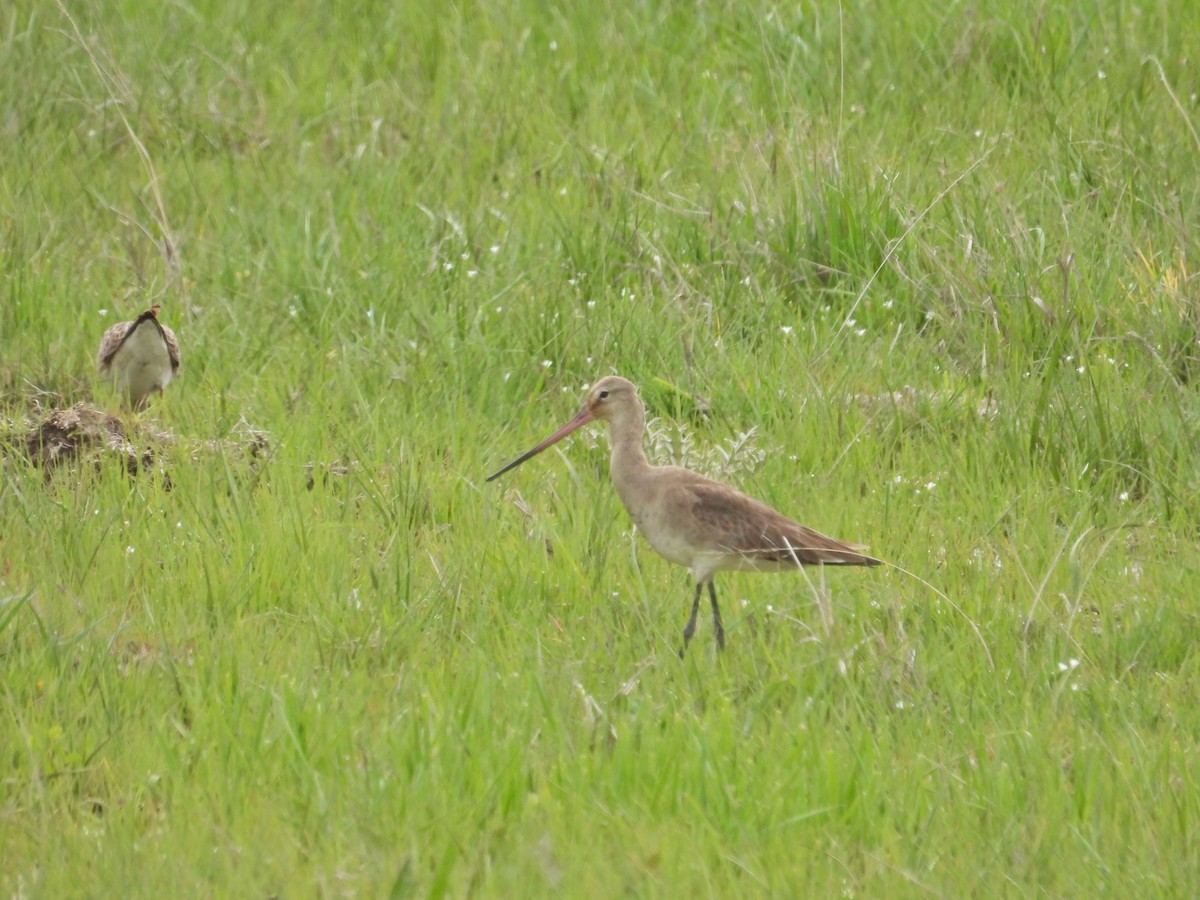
xmin=97 ymin=305 xmax=180 ymax=411
xmin=488 ymin=375 xmax=880 ymax=652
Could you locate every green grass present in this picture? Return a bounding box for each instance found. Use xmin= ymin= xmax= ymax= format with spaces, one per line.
xmin=3 ymin=0 xmax=1200 ymax=895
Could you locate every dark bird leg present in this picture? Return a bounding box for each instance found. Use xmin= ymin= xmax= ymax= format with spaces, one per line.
xmin=708 ymin=581 xmax=725 ymax=650
xmin=679 ymin=581 xmax=704 ymax=657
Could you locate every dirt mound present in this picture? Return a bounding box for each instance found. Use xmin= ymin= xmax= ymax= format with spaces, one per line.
xmin=5 ymin=404 xmax=272 ymax=485
xmin=17 ymin=402 xmax=168 ymax=477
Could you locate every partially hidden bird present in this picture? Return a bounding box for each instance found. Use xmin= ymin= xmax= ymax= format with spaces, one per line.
xmin=97 ymin=305 xmax=181 ymax=411
xmin=487 ymin=376 xmax=880 ymax=653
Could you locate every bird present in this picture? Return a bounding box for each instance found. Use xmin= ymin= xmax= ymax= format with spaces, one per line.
xmin=487 ymin=376 xmax=880 ymax=653
xmin=96 ymin=305 xmax=180 ymax=411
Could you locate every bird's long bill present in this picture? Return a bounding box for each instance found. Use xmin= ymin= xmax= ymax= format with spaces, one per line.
xmin=486 ymin=406 xmax=596 ymax=482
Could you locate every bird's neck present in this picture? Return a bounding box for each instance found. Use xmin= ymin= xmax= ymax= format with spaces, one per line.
xmin=608 ymin=404 xmax=650 ymax=482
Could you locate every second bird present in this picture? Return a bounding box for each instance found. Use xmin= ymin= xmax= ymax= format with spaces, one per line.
xmin=487 ymin=376 xmax=881 ymax=653
xmin=97 ymin=305 xmax=181 ymax=411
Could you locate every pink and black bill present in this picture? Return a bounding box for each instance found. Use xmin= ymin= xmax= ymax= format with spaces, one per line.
xmin=486 ymin=405 xmax=596 ymax=482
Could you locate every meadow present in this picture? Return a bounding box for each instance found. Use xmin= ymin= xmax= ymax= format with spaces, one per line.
xmin=2 ymin=0 xmax=1199 ymax=895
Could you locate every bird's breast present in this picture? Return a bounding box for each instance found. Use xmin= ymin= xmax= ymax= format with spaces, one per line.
xmin=637 ymin=521 xmax=702 ymax=570
xmin=116 ymin=325 xmax=174 ymax=382
xmin=613 ymin=473 xmax=703 ymax=571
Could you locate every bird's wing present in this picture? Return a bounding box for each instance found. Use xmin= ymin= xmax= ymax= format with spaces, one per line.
xmin=96 ymin=320 xmax=135 ymax=370
xmin=685 ymin=479 xmax=880 ymax=566
xmin=159 ymin=322 xmax=181 ymax=370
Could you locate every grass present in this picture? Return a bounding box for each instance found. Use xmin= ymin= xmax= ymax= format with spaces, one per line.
xmin=3 ymin=0 xmax=1200 ymax=895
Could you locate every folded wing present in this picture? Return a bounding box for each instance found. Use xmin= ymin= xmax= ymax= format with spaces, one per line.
xmin=686 ymin=480 xmax=880 ymax=566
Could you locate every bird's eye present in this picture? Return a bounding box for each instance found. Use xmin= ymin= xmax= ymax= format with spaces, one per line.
xmin=598 ymin=390 xmax=610 ymax=400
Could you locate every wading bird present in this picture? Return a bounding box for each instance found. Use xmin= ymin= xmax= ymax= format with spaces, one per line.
xmin=97 ymin=305 xmax=180 ymax=411
xmin=487 ymin=376 xmax=880 ymax=653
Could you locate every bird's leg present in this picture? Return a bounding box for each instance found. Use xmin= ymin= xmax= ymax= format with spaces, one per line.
xmin=679 ymin=581 xmax=704 ymax=657
xmin=707 ymin=581 xmax=725 ymax=650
